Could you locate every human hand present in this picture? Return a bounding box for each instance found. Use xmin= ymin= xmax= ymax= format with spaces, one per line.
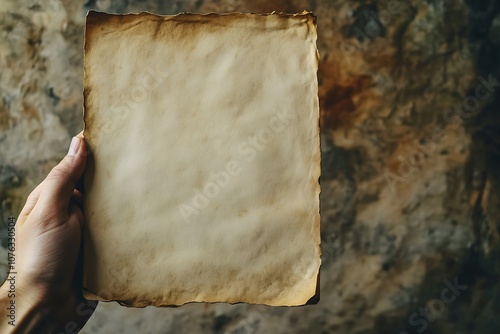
xmin=0 ymin=132 xmax=97 ymax=333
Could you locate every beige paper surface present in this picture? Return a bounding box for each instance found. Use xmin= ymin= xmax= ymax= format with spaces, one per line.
xmin=83 ymin=10 xmax=321 ymax=307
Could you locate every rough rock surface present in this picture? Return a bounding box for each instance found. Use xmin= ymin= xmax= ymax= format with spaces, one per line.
xmin=1 ymin=0 xmax=499 ymax=333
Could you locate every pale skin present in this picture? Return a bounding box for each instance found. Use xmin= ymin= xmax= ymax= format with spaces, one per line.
xmin=0 ymin=133 xmax=97 ymax=333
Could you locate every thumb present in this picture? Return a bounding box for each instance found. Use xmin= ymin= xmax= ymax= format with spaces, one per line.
xmin=37 ymin=135 xmax=87 ymax=212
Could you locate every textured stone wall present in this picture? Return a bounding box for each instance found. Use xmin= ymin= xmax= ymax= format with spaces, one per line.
xmin=1 ymin=0 xmax=499 ymax=333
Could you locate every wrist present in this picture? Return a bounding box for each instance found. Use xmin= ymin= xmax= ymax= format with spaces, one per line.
xmin=0 ymin=276 xmax=52 ymax=333
xmin=0 ymin=282 xmax=15 ymax=332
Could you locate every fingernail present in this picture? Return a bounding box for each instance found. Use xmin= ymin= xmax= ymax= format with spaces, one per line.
xmin=68 ymin=137 xmax=81 ymax=156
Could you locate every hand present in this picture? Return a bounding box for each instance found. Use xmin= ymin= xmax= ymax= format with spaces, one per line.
xmin=0 ymin=133 xmax=97 ymax=333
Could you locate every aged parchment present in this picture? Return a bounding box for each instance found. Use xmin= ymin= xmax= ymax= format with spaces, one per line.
xmin=83 ymin=10 xmax=320 ymax=307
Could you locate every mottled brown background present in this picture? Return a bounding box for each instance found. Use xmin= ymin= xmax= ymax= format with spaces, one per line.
xmin=1 ymin=0 xmax=499 ymax=333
